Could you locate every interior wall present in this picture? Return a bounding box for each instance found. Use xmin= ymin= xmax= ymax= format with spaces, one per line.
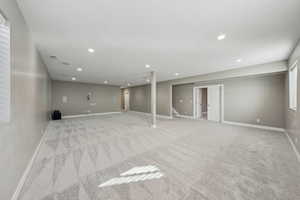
xmin=285 ymin=40 xmax=300 ymax=152
xmin=129 ymin=82 xmax=172 ymax=116
xmin=171 ymin=73 xmax=285 ymax=127
xmin=157 ymin=82 xmax=172 ymax=116
xmin=129 ymin=85 xmax=151 ymax=113
xmin=52 ymin=80 xmax=121 ymax=116
xmin=129 ymin=63 xmax=286 ymax=128
xmin=129 ymin=61 xmax=287 ymax=118
xmin=0 ymin=1 xmax=52 ymax=199
xmin=172 ymin=84 xmax=194 ymax=116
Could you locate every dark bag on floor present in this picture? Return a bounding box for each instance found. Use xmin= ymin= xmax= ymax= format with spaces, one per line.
xmin=52 ymin=110 xmax=62 ymax=120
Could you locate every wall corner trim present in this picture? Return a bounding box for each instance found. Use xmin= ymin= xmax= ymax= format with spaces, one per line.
xmin=223 ymin=121 xmax=285 ymax=132
xmin=284 ymin=131 xmax=300 ymax=163
xmin=10 ymin=125 xmax=49 ymax=200
xmin=62 ymin=112 xmax=122 ymax=119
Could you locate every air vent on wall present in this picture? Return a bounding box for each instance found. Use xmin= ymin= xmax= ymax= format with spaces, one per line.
xmin=62 ymin=62 xmax=71 ymax=66
xmin=50 ymin=55 xmax=57 ymax=59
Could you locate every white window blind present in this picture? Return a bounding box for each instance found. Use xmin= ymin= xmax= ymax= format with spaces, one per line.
xmin=289 ymin=61 xmax=298 ymax=111
xmin=0 ymin=13 xmax=10 ymax=123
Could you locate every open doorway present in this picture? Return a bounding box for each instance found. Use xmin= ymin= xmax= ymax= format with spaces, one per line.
xmin=121 ymin=88 xmax=130 ymax=111
xmin=193 ymin=85 xmax=224 ymax=122
xmin=196 ymin=88 xmax=208 ymax=120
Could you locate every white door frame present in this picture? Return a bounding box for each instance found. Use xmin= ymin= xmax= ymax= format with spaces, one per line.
xmin=193 ymin=84 xmax=224 ymax=122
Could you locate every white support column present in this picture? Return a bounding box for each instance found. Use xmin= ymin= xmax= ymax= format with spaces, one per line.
xmin=151 ymin=71 xmax=157 ymax=128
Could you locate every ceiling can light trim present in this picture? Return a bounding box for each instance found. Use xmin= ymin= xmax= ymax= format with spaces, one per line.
xmin=71 ymin=77 xmax=76 ymax=81
xmin=217 ymin=33 xmax=226 ymax=40
xmin=76 ymin=67 xmax=83 ymax=72
xmin=88 ymin=48 xmax=95 ymax=53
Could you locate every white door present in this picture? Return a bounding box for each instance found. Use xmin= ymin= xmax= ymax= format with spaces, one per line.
xmin=207 ymin=86 xmax=220 ymax=122
xmin=124 ymin=89 xmax=130 ymax=111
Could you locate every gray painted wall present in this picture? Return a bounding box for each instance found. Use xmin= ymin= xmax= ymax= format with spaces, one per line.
xmin=52 ymin=81 xmax=121 ymax=116
xmin=172 ymin=74 xmax=285 ymax=127
xmin=130 ymin=61 xmax=287 ymax=127
xmin=172 ymin=84 xmax=194 ymax=116
xmin=129 ymin=82 xmax=172 ymax=116
xmin=285 ymin=40 xmax=300 ymax=152
xmin=0 ymin=1 xmax=52 ymax=199
xmin=129 ymin=85 xmax=151 ymax=113
xmin=130 ymin=61 xmax=286 ymax=117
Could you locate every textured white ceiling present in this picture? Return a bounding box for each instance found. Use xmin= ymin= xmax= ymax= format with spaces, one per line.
xmin=17 ymin=0 xmax=300 ymax=86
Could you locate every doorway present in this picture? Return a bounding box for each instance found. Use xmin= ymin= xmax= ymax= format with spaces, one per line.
xmin=121 ymin=88 xmax=130 ymax=111
xmin=193 ymin=85 xmax=224 ymax=122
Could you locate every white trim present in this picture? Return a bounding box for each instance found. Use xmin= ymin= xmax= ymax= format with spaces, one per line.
xmin=288 ymin=60 xmax=298 ymax=111
xmin=128 ymin=111 xmax=173 ymax=119
xmin=284 ymin=131 xmax=300 ymax=163
xmin=223 ymin=121 xmax=285 ymax=132
xmin=193 ymin=84 xmax=224 ymax=122
xmin=62 ymin=112 xmax=122 ymax=119
xmin=290 ymin=60 xmax=298 ymax=68
xmin=11 ymin=126 xmax=48 ymax=200
xmin=176 ymin=114 xmax=194 ymax=119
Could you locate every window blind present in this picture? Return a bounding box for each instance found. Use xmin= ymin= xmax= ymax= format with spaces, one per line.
xmin=0 ymin=14 xmax=10 ymax=122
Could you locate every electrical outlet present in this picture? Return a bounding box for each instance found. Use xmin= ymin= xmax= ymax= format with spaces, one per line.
xmin=256 ymin=118 xmax=261 ymax=123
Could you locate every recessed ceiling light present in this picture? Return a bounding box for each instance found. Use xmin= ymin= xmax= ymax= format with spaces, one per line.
xmin=236 ymin=59 xmax=242 ymax=63
xmin=71 ymin=77 xmax=76 ymax=81
xmin=146 ymin=79 xmax=150 ymax=83
xmin=127 ymin=83 xmax=131 ymax=86
xmin=217 ymin=33 xmax=226 ymax=40
xmin=145 ymin=64 xmax=150 ymax=68
xmin=104 ymin=80 xmax=108 ymax=84
xmin=88 ymin=48 xmax=95 ymax=53
xmin=174 ymin=73 xmax=180 ymax=76
xmin=77 ymin=67 xmax=83 ymax=72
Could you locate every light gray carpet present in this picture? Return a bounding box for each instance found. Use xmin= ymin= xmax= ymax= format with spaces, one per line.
xmin=18 ymin=112 xmax=300 ymax=200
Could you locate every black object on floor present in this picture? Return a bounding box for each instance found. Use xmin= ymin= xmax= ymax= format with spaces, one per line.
xmin=52 ymin=110 xmax=62 ymax=120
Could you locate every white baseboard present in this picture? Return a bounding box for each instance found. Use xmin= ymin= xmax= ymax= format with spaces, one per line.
xmin=284 ymin=131 xmax=300 ymax=163
xmin=128 ymin=111 xmax=173 ymax=119
xmin=175 ymin=114 xmax=194 ymax=119
xmin=223 ymin=121 xmax=285 ymax=132
xmin=11 ymin=126 xmax=48 ymax=200
xmin=62 ymin=112 xmax=122 ymax=119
